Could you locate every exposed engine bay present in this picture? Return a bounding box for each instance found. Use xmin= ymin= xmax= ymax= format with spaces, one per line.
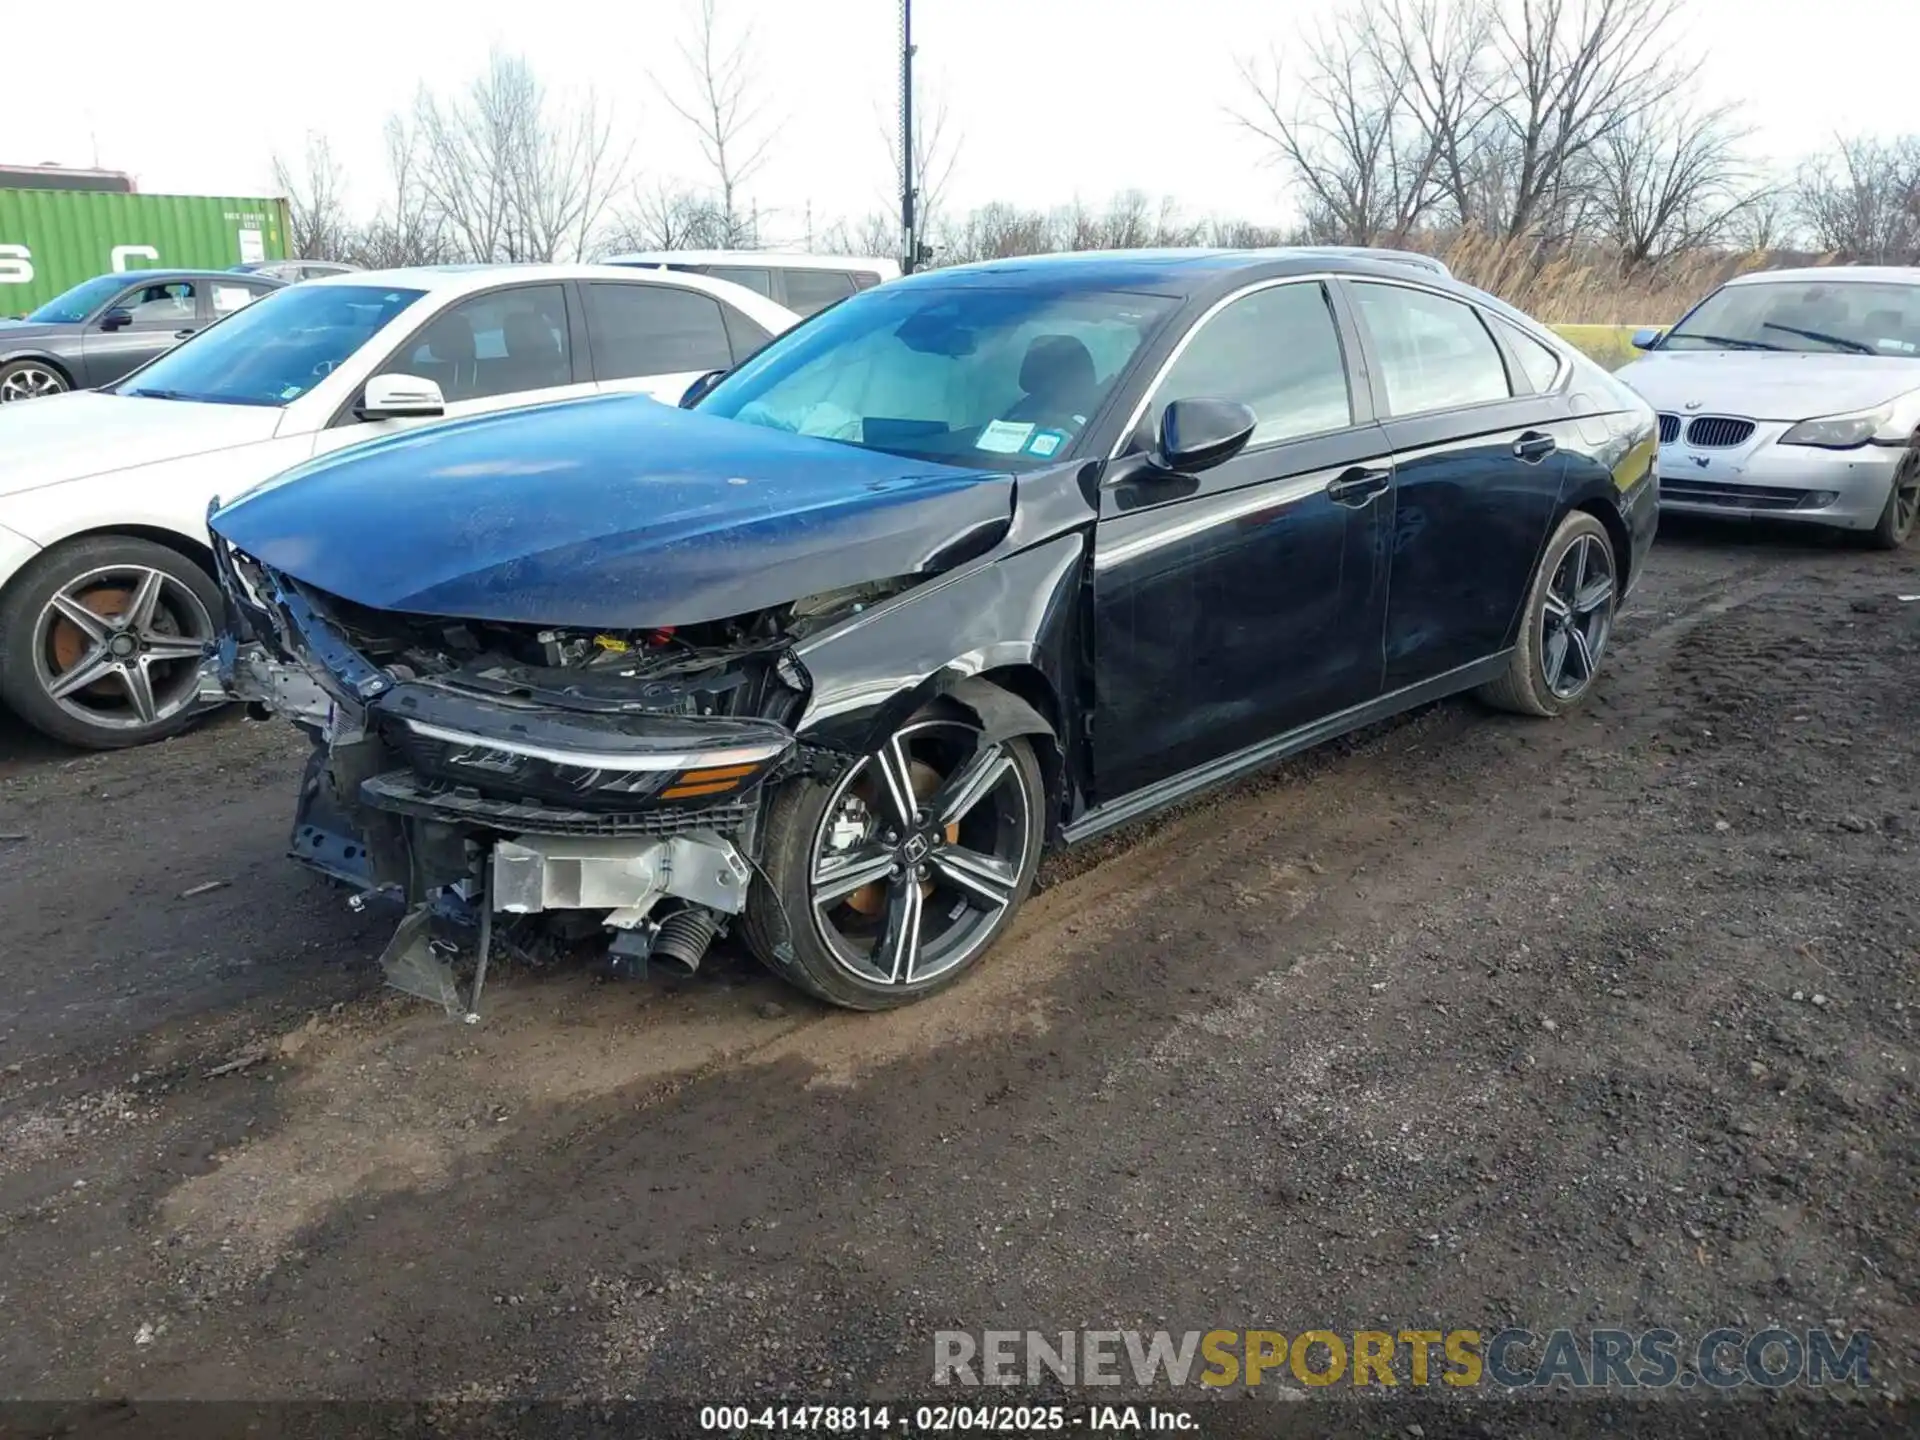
xmin=204 ymin=541 xmax=916 ymax=1017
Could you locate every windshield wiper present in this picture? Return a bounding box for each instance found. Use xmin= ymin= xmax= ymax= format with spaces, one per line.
xmin=1759 ymin=321 xmax=1877 ymax=355
xmin=121 ymin=386 xmax=192 ymax=400
xmin=1668 ymin=333 xmax=1781 ymax=352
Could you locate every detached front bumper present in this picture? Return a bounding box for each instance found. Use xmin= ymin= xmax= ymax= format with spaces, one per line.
xmin=1657 ymin=424 xmax=1902 ymax=529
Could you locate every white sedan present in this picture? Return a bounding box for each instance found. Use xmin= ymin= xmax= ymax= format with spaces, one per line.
xmin=0 ymin=263 xmax=797 ymax=748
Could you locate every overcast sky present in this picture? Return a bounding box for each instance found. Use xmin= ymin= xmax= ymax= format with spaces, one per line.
xmin=9 ymin=0 xmax=1919 ymax=244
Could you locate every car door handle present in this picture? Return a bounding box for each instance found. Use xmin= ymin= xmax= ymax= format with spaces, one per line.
xmin=1513 ymin=431 xmax=1557 ymax=463
xmin=1326 ymin=465 xmax=1392 ymax=507
xmin=173 ymin=328 xmax=197 ymax=339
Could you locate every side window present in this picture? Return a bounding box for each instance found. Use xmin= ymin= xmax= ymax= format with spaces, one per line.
xmin=1495 ymin=317 xmax=1564 ymax=393
xmin=722 ymin=304 xmax=774 ymax=361
xmin=117 ymin=280 xmax=198 ymax=327
xmin=584 ymin=283 xmax=734 ymax=378
xmin=211 ymin=282 xmax=262 ymax=316
xmin=383 ymin=284 xmax=572 ymax=404
xmin=1144 ymin=281 xmax=1352 ymax=449
xmin=781 ymin=268 xmax=856 ymax=317
xmin=701 ymin=265 xmax=775 ymax=300
xmin=1352 ymin=283 xmax=1511 ymax=415
xmin=849 ymin=271 xmax=883 ymax=290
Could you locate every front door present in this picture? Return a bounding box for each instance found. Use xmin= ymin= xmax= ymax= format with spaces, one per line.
xmin=1091 ymin=278 xmax=1392 ymax=801
xmin=311 ymin=282 xmax=598 ymax=459
xmin=1343 ymin=281 xmax=1573 ymax=689
xmin=80 ymin=278 xmax=204 ymax=386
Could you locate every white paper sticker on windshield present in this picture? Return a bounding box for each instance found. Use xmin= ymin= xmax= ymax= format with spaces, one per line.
xmin=976 ymin=419 xmax=1035 ymax=454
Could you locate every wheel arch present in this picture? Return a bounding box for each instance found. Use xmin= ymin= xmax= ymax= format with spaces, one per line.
xmin=1571 ymin=494 xmax=1633 ymax=594
xmin=0 ymin=523 xmax=214 ymax=603
xmin=0 ymin=350 xmax=75 ymax=387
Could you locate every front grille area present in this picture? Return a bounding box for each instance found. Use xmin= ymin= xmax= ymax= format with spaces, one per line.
xmin=360 ymin=771 xmax=757 ymax=836
xmin=1657 ymin=413 xmax=1681 ymax=444
xmin=1684 ymin=415 xmax=1756 ymax=448
xmin=1660 ymin=478 xmax=1813 ymax=511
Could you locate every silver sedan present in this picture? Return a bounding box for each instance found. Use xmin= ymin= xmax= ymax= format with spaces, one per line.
xmin=1616 ymin=267 xmax=1920 ymax=548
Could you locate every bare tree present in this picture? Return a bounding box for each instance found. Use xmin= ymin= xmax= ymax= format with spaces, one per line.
xmin=1725 ymin=184 xmax=1791 ymax=255
xmin=1234 ymin=20 xmax=1442 ymax=245
xmin=656 ymin=0 xmax=773 ymax=246
xmin=601 ymin=181 xmax=735 ymax=253
xmin=1375 ymin=0 xmax=1503 ymax=228
xmin=881 ymin=79 xmax=963 ymax=250
xmin=818 ymin=211 xmax=901 ymax=259
xmin=1482 ymin=0 xmax=1688 ymax=240
xmin=349 ymin=117 xmax=453 ymax=268
xmin=1794 ymin=135 xmax=1920 ymax=263
xmin=413 ymin=51 xmax=625 ymax=263
xmin=1594 ymin=100 xmax=1754 ymax=266
xmin=271 ymin=134 xmax=353 ymax=260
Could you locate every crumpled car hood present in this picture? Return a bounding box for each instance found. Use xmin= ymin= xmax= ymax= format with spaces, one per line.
xmin=1616 ymin=350 xmax=1920 ymax=420
xmin=211 ymin=393 xmax=1015 ymax=629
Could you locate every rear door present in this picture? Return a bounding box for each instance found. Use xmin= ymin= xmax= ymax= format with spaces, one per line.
xmin=1092 ymin=277 xmax=1393 ymax=799
xmin=1343 ymin=279 xmax=1574 ymax=690
xmin=579 ymin=280 xmax=745 ymax=402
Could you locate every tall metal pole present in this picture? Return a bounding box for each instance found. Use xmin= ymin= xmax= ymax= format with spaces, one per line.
xmin=899 ymin=0 xmax=918 ymax=273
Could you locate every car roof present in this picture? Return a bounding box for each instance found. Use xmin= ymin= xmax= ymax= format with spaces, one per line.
xmin=602 ymin=250 xmax=900 ymax=274
xmin=890 ymin=247 xmax=1460 ymax=296
xmin=110 ymin=269 xmax=285 ymax=283
xmin=1727 ymin=266 xmax=1920 ymax=287
xmin=300 ymin=261 xmax=801 ymax=329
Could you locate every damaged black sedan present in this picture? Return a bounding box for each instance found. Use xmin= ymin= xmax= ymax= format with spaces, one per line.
xmin=204 ymin=249 xmax=1658 ymax=1011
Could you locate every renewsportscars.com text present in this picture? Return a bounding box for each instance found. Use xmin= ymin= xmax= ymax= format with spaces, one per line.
xmin=933 ymin=1327 xmax=1871 ymax=1390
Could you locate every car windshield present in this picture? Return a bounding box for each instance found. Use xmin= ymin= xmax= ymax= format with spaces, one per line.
xmin=697 ymin=283 xmax=1178 ymax=468
xmin=1662 ymin=280 xmax=1920 ymax=357
xmin=112 ymin=284 xmax=425 ymax=407
xmin=24 ymin=274 xmax=132 ymax=325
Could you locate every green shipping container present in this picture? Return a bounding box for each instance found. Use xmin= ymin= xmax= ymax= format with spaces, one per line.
xmin=0 ymin=189 xmax=291 ymax=316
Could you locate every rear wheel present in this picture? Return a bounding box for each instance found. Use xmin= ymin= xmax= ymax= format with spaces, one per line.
xmin=744 ymin=707 xmax=1045 ymax=1010
xmin=1861 ymin=446 xmax=1919 ymax=550
xmin=1477 ymin=510 xmax=1618 ymax=718
xmin=0 ymin=535 xmax=221 ymax=749
xmin=0 ymin=359 xmax=69 ymax=403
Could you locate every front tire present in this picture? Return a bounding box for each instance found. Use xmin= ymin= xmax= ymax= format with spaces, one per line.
xmin=1478 ymin=510 xmax=1618 ymax=718
xmin=0 ymin=359 xmax=70 ymax=403
xmin=0 ymin=535 xmax=222 ymax=749
xmin=743 ymin=707 xmax=1046 ymax=1010
xmin=1860 ymin=446 xmax=1919 ymax=550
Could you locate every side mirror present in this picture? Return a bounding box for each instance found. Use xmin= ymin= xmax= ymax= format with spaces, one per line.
xmin=357 ymin=373 xmax=446 ymax=421
xmin=1630 ymin=327 xmax=1664 ymax=351
xmin=99 ymin=308 xmax=133 ymax=332
xmin=679 ymin=368 xmax=726 ymax=409
xmin=1155 ymin=397 xmax=1258 ymax=473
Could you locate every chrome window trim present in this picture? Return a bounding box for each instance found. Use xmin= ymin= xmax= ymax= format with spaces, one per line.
xmin=1106 ymin=271 xmax=1352 ymax=461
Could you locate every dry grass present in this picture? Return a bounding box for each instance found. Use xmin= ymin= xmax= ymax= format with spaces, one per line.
xmin=1421 ymin=229 xmax=1831 ymax=326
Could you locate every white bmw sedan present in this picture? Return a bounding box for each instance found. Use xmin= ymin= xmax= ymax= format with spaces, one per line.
xmin=1616 ymin=266 xmax=1920 ymax=549
xmin=0 ymin=263 xmax=797 ymax=748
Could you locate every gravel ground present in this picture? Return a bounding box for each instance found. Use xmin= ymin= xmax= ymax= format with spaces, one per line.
xmin=0 ymin=522 xmax=1914 ymax=1435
